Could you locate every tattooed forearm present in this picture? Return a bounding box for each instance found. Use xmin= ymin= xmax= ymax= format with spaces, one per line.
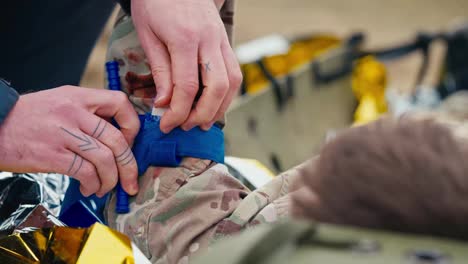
xmin=60 ymin=127 xmax=100 ymax=151
xmin=115 ymin=147 xmax=134 ymax=166
xmin=67 ymin=153 xmax=84 ymax=176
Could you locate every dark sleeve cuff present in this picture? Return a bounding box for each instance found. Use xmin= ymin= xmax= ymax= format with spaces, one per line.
xmin=118 ymin=0 xmax=131 ymax=14
xmin=0 ymin=79 xmax=19 ymax=125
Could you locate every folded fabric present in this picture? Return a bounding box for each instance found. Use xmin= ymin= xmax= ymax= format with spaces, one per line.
xmin=105 ymin=158 xmax=296 ymax=263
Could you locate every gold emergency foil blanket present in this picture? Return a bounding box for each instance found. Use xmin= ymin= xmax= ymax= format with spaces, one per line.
xmin=0 ymin=230 xmax=49 ymax=264
xmin=0 ymin=223 xmax=134 ymax=264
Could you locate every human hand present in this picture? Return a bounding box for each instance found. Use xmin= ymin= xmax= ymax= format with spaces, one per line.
xmin=0 ymin=86 xmax=140 ymax=197
xmin=131 ymin=0 xmax=242 ymax=133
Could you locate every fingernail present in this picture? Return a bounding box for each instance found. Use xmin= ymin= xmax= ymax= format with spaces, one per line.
xmin=160 ymin=126 xmax=172 ymax=134
xmin=80 ymin=186 xmax=92 ymax=197
xmin=154 ymin=96 xmax=163 ymax=106
xmin=130 ymin=183 xmax=139 ymax=195
xmin=154 ymin=95 xmax=168 ymax=107
xmin=96 ymin=192 xmax=104 ymax=198
xmin=159 ymin=122 xmax=171 ymax=133
xmin=201 ymin=122 xmax=214 ymax=131
xmin=181 ymin=123 xmax=195 ymax=131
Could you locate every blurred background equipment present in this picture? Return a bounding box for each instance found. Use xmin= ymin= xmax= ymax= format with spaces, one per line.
xmin=351 ymin=56 xmax=387 ymax=125
xmin=193 ymin=221 xmax=468 ymax=264
xmin=80 ymin=0 xmax=468 ymax=90
xmin=437 ymin=21 xmax=468 ymax=98
xmin=224 ymin=33 xmax=358 ymax=173
xmin=224 ymin=18 xmax=468 ymax=172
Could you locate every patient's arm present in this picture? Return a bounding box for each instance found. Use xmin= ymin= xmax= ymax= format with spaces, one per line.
xmin=291 ymin=115 xmax=468 ymax=240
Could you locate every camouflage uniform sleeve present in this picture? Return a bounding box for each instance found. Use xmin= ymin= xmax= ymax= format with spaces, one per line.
xmin=105 ymin=158 xmax=301 ymax=263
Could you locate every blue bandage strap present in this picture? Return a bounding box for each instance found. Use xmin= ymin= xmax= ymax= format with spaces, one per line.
xmin=133 ymin=113 xmax=224 ymax=175
xmin=60 ymin=113 xmax=225 ymax=226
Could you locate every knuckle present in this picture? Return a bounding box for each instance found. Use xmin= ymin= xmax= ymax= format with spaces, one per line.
xmin=77 ymin=166 xmax=98 ymax=189
xmin=172 ymin=40 xmax=196 ymax=53
xmin=113 ymin=91 xmax=129 ymax=105
xmin=98 ymin=176 xmax=117 ymax=194
xmin=100 ymin=148 xmax=115 ymax=163
xmin=203 ymin=23 xmax=220 ymax=35
xmin=166 ymin=113 xmax=185 ymax=125
xmin=91 ymin=148 xmax=115 ymax=171
xmin=213 ymin=82 xmax=228 ymax=97
xmin=54 ymin=100 xmax=73 ymax=112
xmin=177 ymin=80 xmax=199 ymax=97
xmin=97 ymin=174 xmax=116 ymax=190
xmin=105 ymin=173 xmax=118 ymax=190
xmin=108 ymin=128 xmax=128 ymax=149
xmin=199 ymin=116 xmax=213 ymax=124
xmin=81 ymin=163 xmax=96 ymax=178
xmin=151 ymin=64 xmax=170 ymax=77
xmin=194 ymin=109 xmax=214 ymax=123
xmin=230 ymin=69 xmax=243 ymax=88
xmin=178 ymin=26 xmax=198 ymax=42
xmin=51 ymin=101 xmax=76 ymax=119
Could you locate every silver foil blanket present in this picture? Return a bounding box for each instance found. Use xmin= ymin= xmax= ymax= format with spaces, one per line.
xmin=0 ymin=172 xmax=69 ymax=236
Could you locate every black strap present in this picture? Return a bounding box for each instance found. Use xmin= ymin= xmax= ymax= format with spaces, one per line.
xmin=311 ymin=33 xmax=364 ymax=85
xmin=256 ymin=60 xmax=285 ymax=111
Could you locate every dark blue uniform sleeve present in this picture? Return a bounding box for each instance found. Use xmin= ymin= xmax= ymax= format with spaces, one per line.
xmin=118 ymin=0 xmax=131 ymax=14
xmin=0 ymin=78 xmax=19 ymax=125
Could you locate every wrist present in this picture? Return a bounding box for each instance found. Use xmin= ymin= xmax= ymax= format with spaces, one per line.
xmin=0 ymin=94 xmax=20 ymax=172
xmin=0 ymin=95 xmax=35 ymax=173
xmin=0 ymin=78 xmax=19 ymax=127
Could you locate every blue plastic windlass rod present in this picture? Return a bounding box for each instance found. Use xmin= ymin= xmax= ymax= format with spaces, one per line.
xmin=105 ymin=61 xmax=130 ymax=214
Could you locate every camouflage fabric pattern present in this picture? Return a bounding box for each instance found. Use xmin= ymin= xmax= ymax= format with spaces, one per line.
xmin=104 ymin=2 xmax=299 ymax=263
xmin=105 ymin=158 xmax=299 ymax=263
